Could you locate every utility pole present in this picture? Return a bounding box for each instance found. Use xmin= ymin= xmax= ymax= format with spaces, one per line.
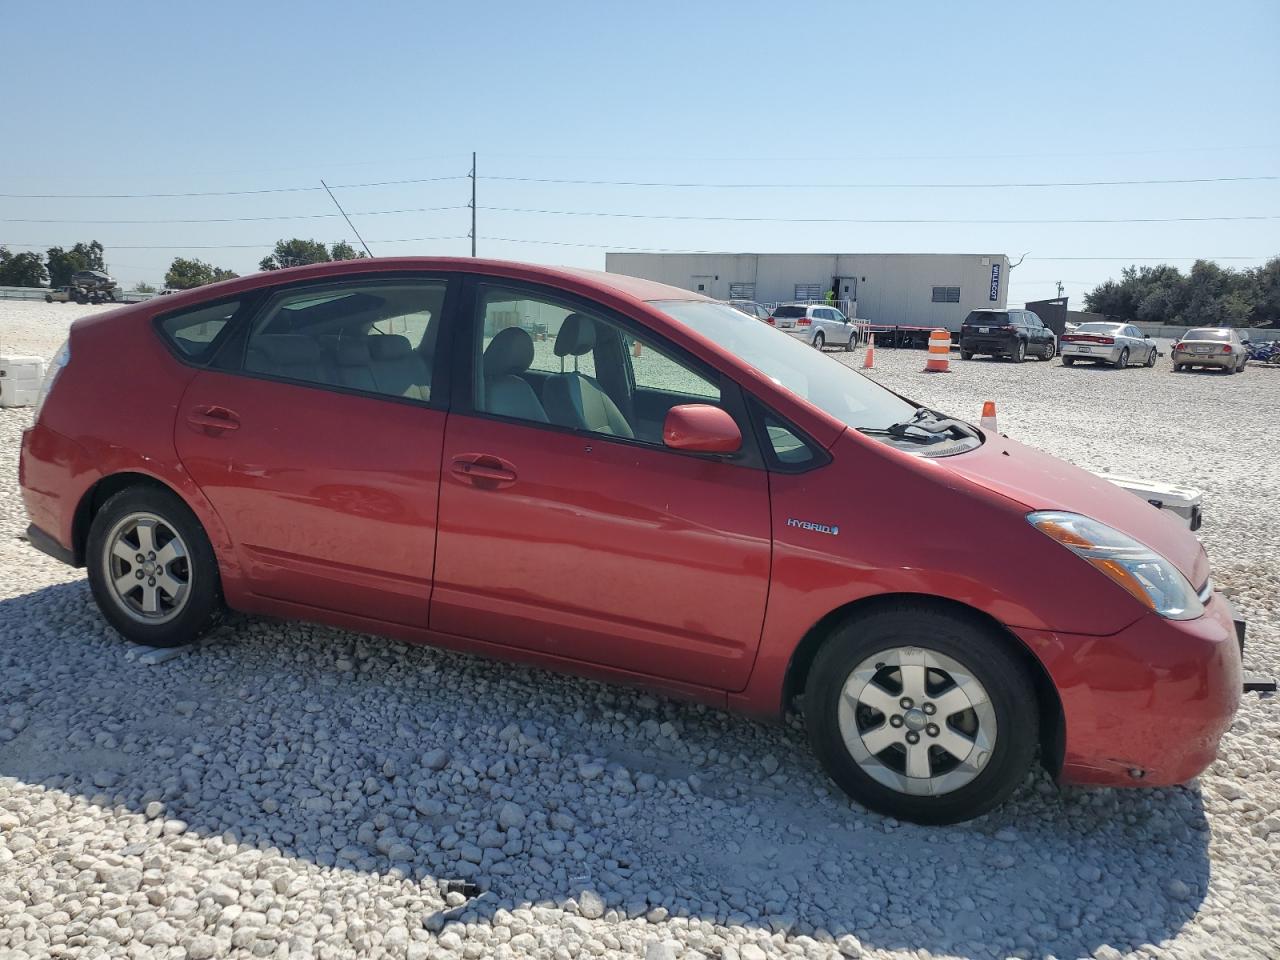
xmin=469 ymin=152 xmax=477 ymax=257
xmin=1056 ymin=281 xmax=1064 ymax=298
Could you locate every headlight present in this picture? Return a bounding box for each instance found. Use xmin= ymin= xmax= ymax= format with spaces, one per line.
xmin=1028 ymin=511 xmax=1204 ymax=620
xmin=34 ymin=340 xmax=70 ymax=421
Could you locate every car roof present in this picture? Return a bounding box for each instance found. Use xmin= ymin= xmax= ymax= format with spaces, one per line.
xmin=152 ymin=258 xmax=708 ymax=306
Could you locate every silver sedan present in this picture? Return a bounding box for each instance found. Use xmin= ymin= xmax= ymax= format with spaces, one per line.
xmin=1060 ymin=321 xmax=1157 ymax=368
xmin=1172 ymin=327 xmax=1248 ymax=373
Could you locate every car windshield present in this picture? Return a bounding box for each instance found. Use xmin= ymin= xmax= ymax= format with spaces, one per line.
xmin=652 ymin=300 xmax=917 ymax=430
xmin=1076 ymin=322 xmax=1122 ymax=334
xmin=964 ymin=311 xmax=1010 ymax=326
xmin=1184 ymin=328 xmax=1230 ymax=341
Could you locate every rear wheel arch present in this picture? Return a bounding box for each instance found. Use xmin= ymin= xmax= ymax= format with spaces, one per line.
xmin=73 ymin=472 xmax=221 ymax=569
xmin=782 ymin=593 xmax=1065 ymax=776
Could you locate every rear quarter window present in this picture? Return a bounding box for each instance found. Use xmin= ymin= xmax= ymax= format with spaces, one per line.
xmin=158 ymin=300 xmax=242 ymax=363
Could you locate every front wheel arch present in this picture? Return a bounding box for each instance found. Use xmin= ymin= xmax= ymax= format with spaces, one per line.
xmin=782 ymin=593 xmax=1064 ymax=776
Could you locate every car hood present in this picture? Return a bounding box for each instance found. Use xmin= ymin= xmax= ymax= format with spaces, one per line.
xmin=939 ymin=432 xmax=1211 ymax=588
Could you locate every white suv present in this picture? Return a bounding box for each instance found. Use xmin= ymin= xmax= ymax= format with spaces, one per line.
xmin=769 ymin=304 xmax=858 ymax=350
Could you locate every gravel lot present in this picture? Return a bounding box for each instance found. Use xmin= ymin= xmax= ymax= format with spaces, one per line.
xmin=1 ymin=300 xmax=1276 ymax=960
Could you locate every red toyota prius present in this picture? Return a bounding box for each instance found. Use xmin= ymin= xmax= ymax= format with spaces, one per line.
xmin=19 ymin=258 xmax=1245 ymax=823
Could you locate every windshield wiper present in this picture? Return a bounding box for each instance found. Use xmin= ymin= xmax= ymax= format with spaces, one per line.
xmin=858 ymin=407 xmax=979 ymax=443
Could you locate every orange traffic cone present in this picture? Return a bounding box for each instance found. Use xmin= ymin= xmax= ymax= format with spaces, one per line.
xmin=980 ymin=401 xmax=998 ymax=432
xmin=862 ymin=334 xmax=875 ymax=370
xmin=923 ymin=328 xmax=952 ymax=372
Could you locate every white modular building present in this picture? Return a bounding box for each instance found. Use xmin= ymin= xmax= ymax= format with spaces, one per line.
xmin=604 ymin=252 xmax=1010 ymax=333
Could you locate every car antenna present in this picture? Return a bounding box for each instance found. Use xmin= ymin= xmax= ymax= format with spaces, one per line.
xmin=320 ymin=180 xmax=374 ymax=258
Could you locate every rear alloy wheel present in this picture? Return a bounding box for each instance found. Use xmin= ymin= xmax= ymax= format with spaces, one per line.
xmin=805 ymin=605 xmax=1037 ymax=824
xmin=87 ymin=486 xmax=224 ymax=647
xmin=813 ymin=332 xmax=825 ymax=350
xmin=1012 ymin=341 xmax=1025 ymax=363
xmin=1114 ymin=347 xmax=1130 ymax=369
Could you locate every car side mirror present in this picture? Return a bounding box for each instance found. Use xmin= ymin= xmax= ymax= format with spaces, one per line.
xmin=1144 ymin=333 xmax=1151 ymax=339
xmin=663 ymin=404 xmax=741 ymax=454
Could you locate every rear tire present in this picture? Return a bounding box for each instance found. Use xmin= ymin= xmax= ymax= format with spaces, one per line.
xmin=960 ymin=350 xmax=974 ymax=360
xmin=813 ymin=332 xmax=825 ymax=350
xmin=1012 ymin=341 xmax=1025 ymax=363
xmin=804 ymin=604 xmax=1038 ymax=825
xmin=1062 ymin=357 xmax=1075 ymax=366
xmin=86 ymin=485 xmax=224 ymax=648
xmin=1114 ymin=348 xmax=1129 ymax=369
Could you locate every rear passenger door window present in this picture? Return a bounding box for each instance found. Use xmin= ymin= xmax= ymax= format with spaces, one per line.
xmin=244 ymin=280 xmax=446 ymax=402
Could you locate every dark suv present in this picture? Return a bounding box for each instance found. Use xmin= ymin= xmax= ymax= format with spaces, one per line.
xmin=959 ymin=309 xmax=1056 ymax=362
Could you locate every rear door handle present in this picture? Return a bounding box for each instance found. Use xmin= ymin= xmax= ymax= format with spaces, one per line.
xmin=186 ymin=405 xmax=240 ymax=433
xmin=450 ymin=454 xmax=517 ymax=486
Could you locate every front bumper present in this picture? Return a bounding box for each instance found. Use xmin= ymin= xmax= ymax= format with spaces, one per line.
xmin=1015 ymin=591 xmax=1244 ymax=787
xmin=1062 ymin=344 xmax=1122 ymax=362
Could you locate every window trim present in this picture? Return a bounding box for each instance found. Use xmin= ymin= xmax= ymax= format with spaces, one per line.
xmin=453 ymin=274 xmax=765 ymax=468
xmin=745 ymin=395 xmax=832 ymax=474
xmin=931 ymin=286 xmax=961 ymax=304
xmin=200 ymin=271 xmax=460 ymax=410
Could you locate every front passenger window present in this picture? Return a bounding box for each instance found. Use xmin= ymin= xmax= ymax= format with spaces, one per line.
xmin=473 ymin=284 xmax=721 ymax=444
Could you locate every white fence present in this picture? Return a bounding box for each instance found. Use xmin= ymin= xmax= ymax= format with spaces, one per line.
xmin=0 ymin=286 xmax=154 ymax=303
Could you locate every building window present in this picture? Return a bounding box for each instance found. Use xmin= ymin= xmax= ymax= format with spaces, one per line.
xmin=931 ymin=286 xmax=961 ymax=303
xmin=794 ymin=283 xmax=823 ymax=301
xmin=728 ymin=282 xmax=755 ymax=300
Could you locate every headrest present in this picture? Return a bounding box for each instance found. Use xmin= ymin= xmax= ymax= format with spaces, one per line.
xmin=483 ymin=327 xmax=534 ymax=378
xmin=368 ymin=334 xmax=413 ymax=360
xmin=554 ymin=313 xmax=595 ymax=357
xmin=252 ymin=335 xmax=322 ymax=365
xmin=332 ymin=337 xmax=371 ymax=366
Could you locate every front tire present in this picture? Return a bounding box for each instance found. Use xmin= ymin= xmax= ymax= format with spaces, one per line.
xmin=86 ymin=485 xmax=224 ymax=648
xmin=1062 ymin=356 xmax=1075 ymax=366
xmin=1145 ymin=347 xmax=1157 ymax=367
xmin=1042 ymin=340 xmax=1056 ymax=361
xmin=804 ymin=605 xmax=1038 ymax=824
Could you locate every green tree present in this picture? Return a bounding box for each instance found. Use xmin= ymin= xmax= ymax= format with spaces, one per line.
xmin=0 ymin=247 xmax=50 ymax=287
xmin=164 ymin=257 xmax=239 ymax=290
xmin=133 ymin=281 xmax=157 ymax=293
xmin=1175 ymin=260 xmax=1254 ymax=328
xmin=1248 ymin=257 xmax=1280 ymax=328
xmin=329 ymin=241 xmax=369 ymax=263
xmin=259 ymin=238 xmax=332 ymax=271
xmin=46 ymin=241 xmax=106 ymax=287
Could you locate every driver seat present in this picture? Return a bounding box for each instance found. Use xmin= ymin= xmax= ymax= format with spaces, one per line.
xmin=542 ymin=314 xmax=634 ymax=438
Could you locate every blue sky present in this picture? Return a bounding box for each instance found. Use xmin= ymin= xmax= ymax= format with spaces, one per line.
xmin=1 ymin=0 xmax=1276 ymax=301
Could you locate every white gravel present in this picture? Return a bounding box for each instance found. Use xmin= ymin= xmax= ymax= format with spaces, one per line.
xmin=1 ymin=300 xmax=1276 ymax=960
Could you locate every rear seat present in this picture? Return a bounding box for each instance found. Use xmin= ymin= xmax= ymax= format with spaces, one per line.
xmin=246 ymin=334 xmax=326 ymax=383
xmin=367 ymin=334 xmax=430 ymax=401
xmin=250 ymin=332 xmax=431 ymax=401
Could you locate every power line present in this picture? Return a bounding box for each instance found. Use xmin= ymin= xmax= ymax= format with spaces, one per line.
xmin=479 ymin=206 xmax=1280 ymax=226
xmin=0 ymin=175 xmax=467 ymax=200
xmin=0 ymin=235 xmax=469 ymax=251
xmin=0 ymin=205 xmax=468 ymax=224
xmin=482 ymin=174 xmax=1280 ymax=190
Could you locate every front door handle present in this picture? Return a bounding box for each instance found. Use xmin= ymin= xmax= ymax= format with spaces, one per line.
xmin=450 ymin=454 xmax=517 ymax=487
xmin=186 ymin=405 xmax=240 ymax=433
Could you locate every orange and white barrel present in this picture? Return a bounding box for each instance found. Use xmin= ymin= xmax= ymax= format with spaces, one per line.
xmin=923 ymin=329 xmax=951 ymax=372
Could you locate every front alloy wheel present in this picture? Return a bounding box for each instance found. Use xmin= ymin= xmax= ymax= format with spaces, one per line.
xmin=805 ymin=605 xmax=1037 ymax=824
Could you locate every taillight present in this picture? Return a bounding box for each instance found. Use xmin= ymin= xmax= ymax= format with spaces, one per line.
xmin=797 ymin=317 xmax=812 ymax=326
xmin=1099 ymin=337 xmax=1115 ymax=345
xmin=765 ymin=317 xmax=776 ymax=325
xmin=1223 ymin=344 xmax=1233 ymax=353
xmin=1061 ymin=335 xmax=1076 ymax=343
xmin=1173 ymin=342 xmax=1182 ymax=350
